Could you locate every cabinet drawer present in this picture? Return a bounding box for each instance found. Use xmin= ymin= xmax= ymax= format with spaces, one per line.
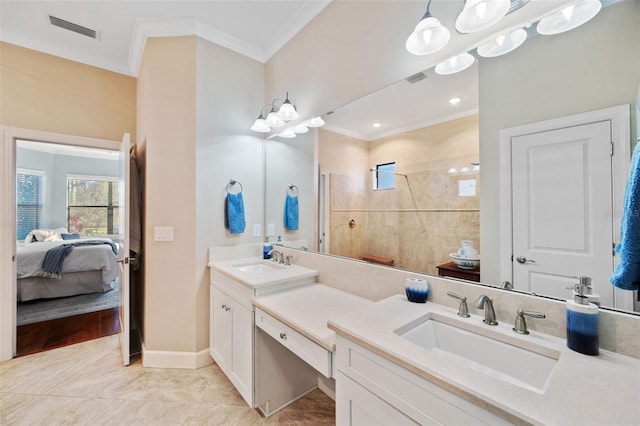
xmin=255 ymin=308 xmax=332 ymax=378
xmin=212 ymin=271 xmax=254 ymax=310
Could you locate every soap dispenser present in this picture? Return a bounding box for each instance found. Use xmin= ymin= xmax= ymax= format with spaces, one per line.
xmin=566 ymin=276 xmax=599 ymax=355
xmin=263 ymin=237 xmax=273 ymax=260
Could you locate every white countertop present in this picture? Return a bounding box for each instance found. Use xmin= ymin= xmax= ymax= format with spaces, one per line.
xmin=253 ymin=283 xmax=372 ymax=351
xmin=327 ymin=294 xmax=640 ymax=426
xmin=208 ymin=257 xmax=318 ymax=288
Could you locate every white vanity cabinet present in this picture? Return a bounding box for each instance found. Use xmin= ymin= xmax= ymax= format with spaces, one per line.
xmin=334 ymin=336 xmax=513 ymax=426
xmin=210 ymin=283 xmax=253 ymax=405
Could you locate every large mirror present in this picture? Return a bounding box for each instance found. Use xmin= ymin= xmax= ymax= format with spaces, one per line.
xmin=265 ymin=0 xmax=640 ymax=313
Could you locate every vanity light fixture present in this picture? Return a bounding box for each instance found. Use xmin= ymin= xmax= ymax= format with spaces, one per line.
xmin=405 ymin=0 xmax=450 ymax=56
xmin=251 ymin=93 xmax=299 ymax=133
xmin=536 ymin=0 xmax=601 ymax=35
xmin=477 ymin=27 xmax=527 ymax=58
xmin=435 ymin=52 xmax=476 ymax=75
xmin=455 ymin=0 xmax=511 ymax=34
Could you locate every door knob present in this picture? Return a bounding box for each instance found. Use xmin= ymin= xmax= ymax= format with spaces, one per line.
xmin=516 ymin=256 xmax=536 ymax=264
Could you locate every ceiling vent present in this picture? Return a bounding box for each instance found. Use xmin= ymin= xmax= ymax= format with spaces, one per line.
xmin=49 ymin=15 xmax=97 ymax=39
xmin=406 ymin=72 xmax=428 ymax=84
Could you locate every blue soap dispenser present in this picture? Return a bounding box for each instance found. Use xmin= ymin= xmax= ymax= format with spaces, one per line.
xmin=566 ymin=276 xmax=599 ymax=355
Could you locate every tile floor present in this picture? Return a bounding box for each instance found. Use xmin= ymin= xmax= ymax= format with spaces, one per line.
xmin=0 ymin=335 xmax=335 ymax=425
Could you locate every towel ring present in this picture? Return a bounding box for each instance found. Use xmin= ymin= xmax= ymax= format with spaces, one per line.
xmin=288 ymin=184 xmax=299 ymax=196
xmin=226 ymin=179 xmax=243 ymax=194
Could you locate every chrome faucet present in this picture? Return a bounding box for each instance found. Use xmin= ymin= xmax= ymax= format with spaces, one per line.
xmin=447 ymin=291 xmax=470 ymax=318
xmin=513 ymin=309 xmax=545 ymax=334
xmin=268 ymin=249 xmax=283 ymax=264
xmin=473 ymin=295 xmax=498 ymax=325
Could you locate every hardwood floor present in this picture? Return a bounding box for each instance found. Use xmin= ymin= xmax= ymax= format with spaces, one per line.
xmin=16 ymin=307 xmax=119 ymax=357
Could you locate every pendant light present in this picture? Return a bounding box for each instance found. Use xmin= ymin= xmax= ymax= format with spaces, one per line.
xmin=277 ymin=92 xmax=299 ymax=121
xmin=477 ymin=28 xmax=527 ymax=57
xmin=293 ymin=124 xmax=309 ymax=134
xmin=305 ymin=116 xmax=325 ymax=127
xmin=536 ymin=0 xmax=601 ymax=35
xmin=435 ymin=52 xmax=475 ymax=75
xmin=277 ymin=128 xmax=296 ymax=138
xmin=455 ymin=0 xmax=511 ymax=34
xmin=406 ymin=0 xmax=450 ymax=56
xmin=265 ymin=106 xmax=285 ymax=128
xmin=250 ymin=112 xmax=271 ymax=133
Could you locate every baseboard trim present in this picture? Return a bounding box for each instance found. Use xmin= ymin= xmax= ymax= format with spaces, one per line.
xmin=141 ymin=343 xmax=213 ymax=369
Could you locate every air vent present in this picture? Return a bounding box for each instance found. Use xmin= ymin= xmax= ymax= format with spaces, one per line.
xmin=49 ymin=15 xmax=97 ymax=39
xmin=406 ymin=72 xmax=428 ymax=84
xmin=508 ymin=0 xmax=529 ymax=14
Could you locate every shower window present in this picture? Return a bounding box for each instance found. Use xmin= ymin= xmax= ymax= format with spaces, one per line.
xmin=374 ymin=162 xmax=396 ymax=190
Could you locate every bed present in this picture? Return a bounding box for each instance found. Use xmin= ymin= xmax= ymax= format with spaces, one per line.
xmin=16 ymin=231 xmax=120 ymax=302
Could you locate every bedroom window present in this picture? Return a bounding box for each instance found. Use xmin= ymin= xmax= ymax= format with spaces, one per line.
xmin=67 ymin=177 xmax=119 ymax=236
xmin=16 ymin=170 xmax=44 ymax=240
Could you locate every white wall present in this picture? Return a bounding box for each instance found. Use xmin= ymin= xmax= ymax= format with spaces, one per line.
xmin=478 ymin=1 xmax=640 ymax=284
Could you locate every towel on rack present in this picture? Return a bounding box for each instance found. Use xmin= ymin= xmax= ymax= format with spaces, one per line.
xmin=284 ymin=194 xmax=299 ymax=231
xmin=225 ymin=193 xmax=246 ymax=234
xmin=610 ymin=143 xmax=640 ymax=291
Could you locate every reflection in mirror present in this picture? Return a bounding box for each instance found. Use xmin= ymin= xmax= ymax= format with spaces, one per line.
xmin=265 ymin=0 xmax=639 ymax=314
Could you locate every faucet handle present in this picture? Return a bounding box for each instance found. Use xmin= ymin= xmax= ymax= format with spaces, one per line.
xmin=513 ymin=309 xmax=546 ymax=334
xmin=447 ymin=292 xmax=470 ymax=318
xmin=284 ymin=255 xmax=293 ymax=266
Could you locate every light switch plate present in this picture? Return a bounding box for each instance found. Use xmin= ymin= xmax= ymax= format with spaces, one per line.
xmin=253 ymin=223 xmax=261 ymax=237
xmin=267 ymin=223 xmax=275 ymax=236
xmin=154 ymin=226 xmax=174 ymax=241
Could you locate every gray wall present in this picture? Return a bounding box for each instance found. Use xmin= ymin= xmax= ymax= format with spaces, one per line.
xmin=478 ymin=1 xmax=640 ymax=285
xmin=16 ymin=145 xmax=119 ymax=231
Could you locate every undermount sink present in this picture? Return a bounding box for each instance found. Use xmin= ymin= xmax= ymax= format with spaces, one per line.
xmin=395 ymin=314 xmax=559 ymax=393
xmin=233 ymin=261 xmax=286 ymax=273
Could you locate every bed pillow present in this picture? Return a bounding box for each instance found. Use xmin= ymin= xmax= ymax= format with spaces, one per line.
xmin=61 ymin=233 xmax=81 ymax=240
xmin=24 ymin=228 xmax=64 ymax=243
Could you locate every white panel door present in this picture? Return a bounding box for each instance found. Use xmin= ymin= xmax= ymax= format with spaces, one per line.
xmin=118 ymin=134 xmax=131 ymax=366
xmin=511 ymin=121 xmax=614 ymax=306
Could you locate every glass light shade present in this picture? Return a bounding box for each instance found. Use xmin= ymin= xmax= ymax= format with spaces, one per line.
xmin=477 ymin=28 xmax=527 ymax=58
xmin=305 ymin=116 xmax=325 ymax=127
xmin=406 ymin=15 xmax=450 ymax=56
xmin=278 ymin=129 xmax=296 ymax=138
xmin=472 ymin=164 xmax=480 ymax=171
xmin=250 ymin=117 xmax=271 ymax=133
xmin=460 ymin=166 xmax=471 ymax=173
xmin=455 ymin=0 xmax=510 ymax=33
xmin=277 ymin=101 xmax=299 ymax=121
xmin=265 ymin=111 xmax=285 ymax=128
xmin=536 ymin=0 xmax=601 ymax=35
xmin=293 ymin=124 xmax=309 ymax=134
xmin=435 ymin=52 xmax=475 ymax=75
xmin=448 ymin=168 xmax=458 ymax=174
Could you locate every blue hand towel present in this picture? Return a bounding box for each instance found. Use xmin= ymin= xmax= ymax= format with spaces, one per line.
xmin=284 ymin=194 xmax=299 ymax=231
xmin=610 ymin=143 xmax=640 ymax=291
xmin=226 ymin=193 xmax=246 ymax=234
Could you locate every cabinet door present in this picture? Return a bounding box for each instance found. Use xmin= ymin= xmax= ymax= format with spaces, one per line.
xmin=337 ymin=372 xmax=419 ymax=426
xmin=210 ymin=285 xmax=231 ymax=370
xmin=229 ymin=296 xmax=254 ymax=406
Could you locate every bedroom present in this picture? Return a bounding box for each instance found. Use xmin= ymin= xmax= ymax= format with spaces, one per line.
xmin=15 ymin=140 xmax=122 ymax=356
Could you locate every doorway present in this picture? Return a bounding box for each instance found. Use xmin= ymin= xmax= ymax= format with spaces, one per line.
xmin=0 ymin=127 xmax=130 ymax=363
xmin=499 ymin=105 xmax=634 ymax=311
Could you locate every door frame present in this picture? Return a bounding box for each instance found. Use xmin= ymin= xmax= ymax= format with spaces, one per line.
xmin=498 ymin=104 xmax=632 ymax=310
xmin=0 ymin=126 xmax=120 ymax=361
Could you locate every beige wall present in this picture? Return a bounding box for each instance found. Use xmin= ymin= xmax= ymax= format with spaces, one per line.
xmin=137 ymin=36 xmax=198 ymax=353
xmin=479 ymin=1 xmax=640 ymax=285
xmin=0 ymin=42 xmax=136 ymax=142
xmin=322 ymin=115 xmax=480 ymax=274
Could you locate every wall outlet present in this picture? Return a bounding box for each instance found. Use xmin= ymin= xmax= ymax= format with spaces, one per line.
xmin=154 ymin=226 xmax=174 ymax=241
xmin=267 ymin=223 xmax=275 ymax=236
xmin=253 ymin=223 xmax=261 ymax=237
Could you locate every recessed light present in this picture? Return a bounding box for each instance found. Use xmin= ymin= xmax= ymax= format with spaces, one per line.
xmin=372 ymin=122 xmax=382 ymax=128
xmin=449 ymin=97 xmax=461 ymax=105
